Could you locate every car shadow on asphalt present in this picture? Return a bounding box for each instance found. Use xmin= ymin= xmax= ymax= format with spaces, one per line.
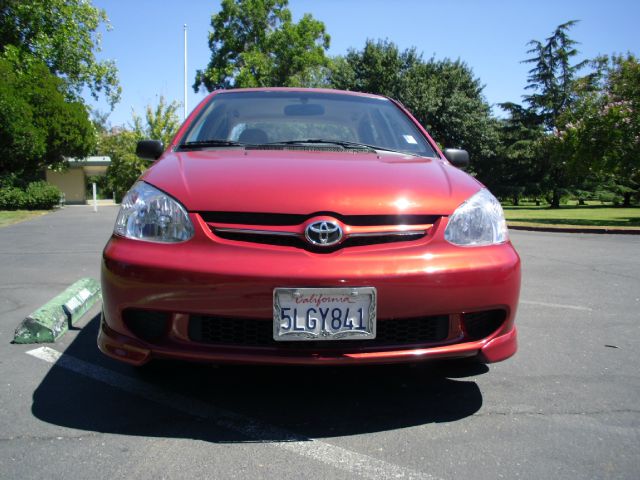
xmin=31 ymin=314 xmax=487 ymax=441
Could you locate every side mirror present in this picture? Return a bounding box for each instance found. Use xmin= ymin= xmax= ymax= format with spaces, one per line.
xmin=443 ymin=148 xmax=470 ymax=168
xmin=136 ymin=140 xmax=164 ymax=161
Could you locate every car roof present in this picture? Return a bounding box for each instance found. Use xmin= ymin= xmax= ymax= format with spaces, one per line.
xmin=208 ymin=87 xmax=390 ymax=101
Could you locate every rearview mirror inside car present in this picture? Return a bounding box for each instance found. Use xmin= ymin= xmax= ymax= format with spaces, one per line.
xmin=284 ymin=104 xmax=325 ymax=116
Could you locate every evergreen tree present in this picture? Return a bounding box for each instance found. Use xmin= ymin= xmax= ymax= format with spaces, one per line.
xmin=505 ymin=20 xmax=589 ymax=207
xmin=523 ymin=20 xmax=588 ymax=131
xmin=491 ymin=102 xmax=545 ymax=205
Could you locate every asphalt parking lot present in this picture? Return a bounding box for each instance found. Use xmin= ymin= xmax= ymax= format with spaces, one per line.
xmin=1 ymin=206 xmax=639 ymax=479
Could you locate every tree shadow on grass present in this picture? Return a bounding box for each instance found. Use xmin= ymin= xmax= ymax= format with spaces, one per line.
xmin=507 ymin=217 xmax=640 ymax=227
xmin=31 ymin=314 xmax=486 ymax=442
xmin=504 ymin=205 xmax=640 ymax=210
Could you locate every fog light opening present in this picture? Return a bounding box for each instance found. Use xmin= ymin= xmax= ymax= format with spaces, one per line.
xmin=122 ymin=309 xmax=170 ymax=343
xmin=461 ymin=309 xmax=507 ymax=340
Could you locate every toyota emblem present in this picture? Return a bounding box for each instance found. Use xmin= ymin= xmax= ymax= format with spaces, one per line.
xmin=305 ymin=220 xmax=343 ymax=246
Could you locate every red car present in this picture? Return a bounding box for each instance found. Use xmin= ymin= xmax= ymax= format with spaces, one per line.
xmin=99 ymin=88 xmax=520 ymax=366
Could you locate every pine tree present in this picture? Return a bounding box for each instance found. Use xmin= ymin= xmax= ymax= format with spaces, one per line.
xmin=523 ymin=20 xmax=588 ymax=130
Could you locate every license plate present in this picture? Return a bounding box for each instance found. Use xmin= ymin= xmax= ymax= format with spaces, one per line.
xmin=273 ymin=287 xmax=376 ymax=341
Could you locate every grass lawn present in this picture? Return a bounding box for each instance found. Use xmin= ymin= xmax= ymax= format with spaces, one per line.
xmin=503 ymin=205 xmax=640 ymax=228
xmin=0 ymin=210 xmax=49 ymax=228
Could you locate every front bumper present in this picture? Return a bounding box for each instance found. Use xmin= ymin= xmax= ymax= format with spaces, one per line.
xmin=99 ymin=216 xmax=520 ymax=366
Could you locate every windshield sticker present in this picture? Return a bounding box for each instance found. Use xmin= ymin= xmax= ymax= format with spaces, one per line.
xmin=403 ymin=135 xmax=418 ymax=144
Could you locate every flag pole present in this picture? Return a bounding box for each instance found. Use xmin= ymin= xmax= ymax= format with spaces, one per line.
xmin=183 ymin=24 xmax=188 ymax=120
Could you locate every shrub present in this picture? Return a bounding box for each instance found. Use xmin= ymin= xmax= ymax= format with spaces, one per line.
xmin=0 ymin=181 xmax=61 ymax=210
xmin=25 ymin=181 xmax=61 ymax=209
xmin=0 ymin=187 xmax=28 ymax=209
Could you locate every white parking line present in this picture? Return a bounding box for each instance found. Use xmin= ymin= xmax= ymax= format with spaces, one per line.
xmin=26 ymin=346 xmax=439 ymax=480
xmin=520 ymin=300 xmax=592 ymax=312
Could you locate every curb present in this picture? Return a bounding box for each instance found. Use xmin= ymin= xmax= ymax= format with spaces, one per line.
xmin=13 ymin=278 xmax=101 ymax=344
xmin=508 ymin=224 xmax=640 ymax=235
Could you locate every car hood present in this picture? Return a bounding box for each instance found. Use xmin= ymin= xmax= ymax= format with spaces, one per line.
xmin=142 ymin=149 xmax=482 ymax=215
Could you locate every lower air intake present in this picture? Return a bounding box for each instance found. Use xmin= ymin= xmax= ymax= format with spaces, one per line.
xmin=188 ymin=314 xmax=450 ymax=348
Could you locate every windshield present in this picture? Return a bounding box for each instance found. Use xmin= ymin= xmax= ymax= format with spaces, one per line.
xmin=180 ymin=90 xmax=438 ymax=157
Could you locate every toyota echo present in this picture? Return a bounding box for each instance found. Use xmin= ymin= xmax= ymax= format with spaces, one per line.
xmin=99 ymin=88 xmax=521 ymax=366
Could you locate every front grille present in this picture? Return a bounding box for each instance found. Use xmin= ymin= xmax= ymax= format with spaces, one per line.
xmin=200 ymin=211 xmax=439 ymax=251
xmin=212 ymin=230 xmax=425 ymax=252
xmin=199 ymin=212 xmax=440 ymax=226
xmin=188 ymin=315 xmax=450 ymax=349
xmin=461 ymin=309 xmax=506 ymax=340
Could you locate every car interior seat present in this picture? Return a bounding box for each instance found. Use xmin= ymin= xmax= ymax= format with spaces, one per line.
xmin=238 ymin=128 xmax=269 ymax=144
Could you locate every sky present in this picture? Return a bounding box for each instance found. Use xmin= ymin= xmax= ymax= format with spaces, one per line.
xmin=87 ymin=0 xmax=640 ymax=127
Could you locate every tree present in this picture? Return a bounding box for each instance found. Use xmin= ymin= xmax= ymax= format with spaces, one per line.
xmin=402 ymin=58 xmax=500 ymax=174
xmin=90 ymin=109 xmax=112 ymax=135
xmin=194 ymin=0 xmax=330 ymax=91
xmin=0 ymin=0 xmax=121 ymax=107
xmin=0 ymin=64 xmax=45 ymax=182
xmin=131 ymin=96 xmax=181 ymax=147
xmin=522 ymin=20 xmax=588 ymax=131
xmin=0 ymin=57 xmax=95 ymax=183
xmin=602 ymin=54 xmax=640 ymax=205
xmin=99 ymin=96 xmax=182 ymax=200
xmin=491 ymin=103 xmax=545 ymax=205
xmin=330 ymin=40 xmax=499 ymax=179
xmin=560 ymin=54 xmax=640 ymax=206
xmin=98 ymin=130 xmax=143 ymax=202
xmin=330 ymin=40 xmax=421 ymax=99
xmin=505 ymin=21 xmax=590 ymax=207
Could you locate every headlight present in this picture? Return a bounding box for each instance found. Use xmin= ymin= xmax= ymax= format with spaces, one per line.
xmin=444 ymin=189 xmax=508 ymax=246
xmin=114 ymin=181 xmax=194 ymax=243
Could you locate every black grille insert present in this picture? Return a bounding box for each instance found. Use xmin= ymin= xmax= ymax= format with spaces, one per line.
xmin=188 ymin=315 xmax=450 ymax=349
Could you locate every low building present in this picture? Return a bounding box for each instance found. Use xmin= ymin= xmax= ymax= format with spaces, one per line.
xmin=46 ymin=156 xmax=111 ymax=204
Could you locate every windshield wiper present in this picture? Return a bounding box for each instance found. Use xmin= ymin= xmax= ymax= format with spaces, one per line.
xmin=266 ymin=139 xmax=374 ymax=150
xmin=180 ymin=138 xmax=425 ymax=157
xmin=178 ymin=140 xmax=247 ymax=150
xmin=264 ymin=139 xmax=423 ymax=157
